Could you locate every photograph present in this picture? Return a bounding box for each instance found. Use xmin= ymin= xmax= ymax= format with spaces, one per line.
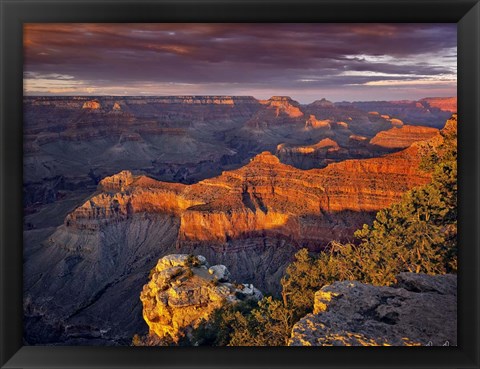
xmin=18 ymin=23 xmax=457 ymax=346
xmin=3 ymin=1 xmax=480 ymax=367
xmin=22 ymin=23 xmax=458 ymax=347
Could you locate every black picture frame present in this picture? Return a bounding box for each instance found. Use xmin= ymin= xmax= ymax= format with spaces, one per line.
xmin=1 ymin=0 xmax=479 ymax=368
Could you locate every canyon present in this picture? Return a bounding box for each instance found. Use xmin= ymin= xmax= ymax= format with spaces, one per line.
xmin=23 ymin=95 xmax=453 ymax=209
xmin=23 ymin=96 xmax=456 ymax=345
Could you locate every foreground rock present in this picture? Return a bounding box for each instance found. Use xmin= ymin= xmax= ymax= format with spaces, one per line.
xmin=289 ymin=273 xmax=457 ymax=346
xmin=140 ymin=254 xmax=262 ymax=344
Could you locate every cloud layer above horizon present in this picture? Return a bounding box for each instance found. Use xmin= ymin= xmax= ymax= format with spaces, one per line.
xmin=23 ymin=23 xmax=457 ymax=103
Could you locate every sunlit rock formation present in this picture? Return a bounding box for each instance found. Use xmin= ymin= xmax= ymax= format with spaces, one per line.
xmin=246 ymin=96 xmax=304 ymax=128
xmin=345 ymin=98 xmax=455 ymax=128
xmin=276 ymin=138 xmax=347 ymax=169
xmin=82 ymin=100 xmax=101 ymax=109
xmin=370 ymin=125 xmax=439 ymax=149
xmin=65 ymin=139 xmax=434 ymax=248
xmin=304 ymin=114 xmax=331 ymax=129
xmin=261 ymin=96 xmax=304 ymax=118
xmin=140 ymin=254 xmax=262 ymax=343
xmin=289 ymin=273 xmax=457 ymax=346
xmin=420 ymin=97 xmax=457 ymax=113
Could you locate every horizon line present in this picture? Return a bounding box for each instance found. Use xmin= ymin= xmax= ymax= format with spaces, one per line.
xmin=23 ymin=94 xmax=457 ymax=105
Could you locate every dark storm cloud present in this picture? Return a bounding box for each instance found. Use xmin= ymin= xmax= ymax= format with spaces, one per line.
xmin=23 ymin=23 xmax=456 ymax=102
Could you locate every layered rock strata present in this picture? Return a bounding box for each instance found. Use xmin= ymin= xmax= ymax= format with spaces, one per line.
xmin=246 ymin=96 xmax=304 ymax=128
xmin=276 ymin=138 xmax=349 ymax=169
xmin=345 ymin=99 xmax=455 ymax=128
xmin=289 ymin=273 xmax=457 ymax=346
xmin=82 ymin=100 xmax=101 ymax=109
xmin=23 ymin=95 xmax=453 ymax=210
xmin=420 ymin=97 xmax=457 ymax=113
xmin=140 ymin=254 xmax=262 ymax=343
xmin=370 ymin=125 xmax=439 ymax=149
xmin=65 ymin=139 xmax=435 ymax=248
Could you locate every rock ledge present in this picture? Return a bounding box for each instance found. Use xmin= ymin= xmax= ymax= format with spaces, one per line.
xmin=289 ymin=273 xmax=457 ymax=346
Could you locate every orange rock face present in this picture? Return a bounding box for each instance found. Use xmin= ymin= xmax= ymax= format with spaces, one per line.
xmin=247 ymin=96 xmax=304 ymax=128
xmin=305 ymin=115 xmax=331 ymax=129
xmin=82 ymin=100 xmax=101 ymax=109
xmin=389 ymin=118 xmax=404 ymax=127
xmin=260 ymin=96 xmax=304 ymax=118
xmin=421 ymin=97 xmax=457 ymax=113
xmin=64 ymin=117 xmax=453 ymax=249
xmin=370 ymin=125 xmax=439 ymax=149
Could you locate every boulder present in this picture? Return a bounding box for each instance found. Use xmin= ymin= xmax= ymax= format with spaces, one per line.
xmin=289 ymin=273 xmax=457 ymax=346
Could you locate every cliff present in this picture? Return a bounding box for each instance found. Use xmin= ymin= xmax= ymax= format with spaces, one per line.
xmin=304 ymin=115 xmax=331 ymax=129
xmin=246 ymin=96 xmax=304 ymax=128
xmin=345 ymin=98 xmax=455 ymax=128
xmin=289 ymin=273 xmax=457 ymax=346
xmin=421 ymin=97 xmax=457 ymax=113
xmin=82 ymin=100 xmax=101 ymax=110
xmin=260 ymin=96 xmax=304 ymax=118
xmin=66 ymin=128 xmax=437 ymax=247
xmin=370 ymin=125 xmax=439 ymax=149
xmin=140 ymin=254 xmax=262 ymax=343
xmin=277 ymin=138 xmax=353 ymax=169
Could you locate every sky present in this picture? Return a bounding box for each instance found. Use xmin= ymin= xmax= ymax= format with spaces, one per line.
xmin=23 ymin=23 xmax=457 ymax=103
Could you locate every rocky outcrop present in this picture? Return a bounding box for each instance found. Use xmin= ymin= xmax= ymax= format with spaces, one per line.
xmin=335 ymin=121 xmax=349 ymax=128
xmin=140 ymin=254 xmax=262 ymax=343
xmin=99 ymin=170 xmax=135 ymax=191
xmin=304 ymin=115 xmax=331 ymax=129
xmin=289 ymin=273 xmax=457 ymax=346
xmin=305 ymin=101 xmax=392 ymax=137
xmin=246 ymin=96 xmax=304 ymax=128
xmin=349 ymin=134 xmax=368 ymax=142
xmin=370 ymin=125 xmax=439 ymax=149
xmin=309 ymin=98 xmax=335 ymax=108
xmin=421 ymin=97 xmax=457 ymax=113
xmin=276 ymin=138 xmax=348 ymax=169
xmin=261 ymin=96 xmax=304 ymax=118
xmin=389 ymin=118 xmax=404 ymax=127
xmin=82 ymin=100 xmax=101 ymax=109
